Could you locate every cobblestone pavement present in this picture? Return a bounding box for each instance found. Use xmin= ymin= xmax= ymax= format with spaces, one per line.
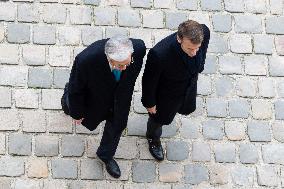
xmin=0 ymin=0 xmax=284 ymax=188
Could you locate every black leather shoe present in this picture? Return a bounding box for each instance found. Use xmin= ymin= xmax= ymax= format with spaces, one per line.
xmin=101 ymin=158 xmax=121 ymax=178
xmin=147 ymin=138 xmax=164 ymax=161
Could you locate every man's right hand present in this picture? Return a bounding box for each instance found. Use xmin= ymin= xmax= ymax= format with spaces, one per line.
xmin=147 ymin=106 xmax=157 ymax=114
xmin=74 ymin=118 xmax=84 ymax=125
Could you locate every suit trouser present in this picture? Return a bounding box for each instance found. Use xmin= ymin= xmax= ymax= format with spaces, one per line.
xmin=146 ymin=115 xmax=163 ymax=141
xmin=62 ymin=84 xmax=124 ymax=161
xmin=96 ymin=119 xmax=125 ymax=161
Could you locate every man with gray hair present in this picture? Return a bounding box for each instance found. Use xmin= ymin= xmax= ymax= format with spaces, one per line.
xmin=61 ymin=36 xmax=146 ymax=178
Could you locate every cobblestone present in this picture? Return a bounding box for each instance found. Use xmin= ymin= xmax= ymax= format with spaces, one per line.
xmin=234 ymin=15 xmax=262 ymax=33
xmin=240 ymin=143 xmax=259 ymax=164
xmin=28 ymin=67 xmax=53 ymax=88
xmin=94 ymin=7 xmax=116 ymax=26
xmin=225 ymin=121 xmax=246 ymax=141
xmin=266 ymin=16 xmax=284 ymax=34
xmin=244 ymin=55 xmax=268 ymax=76
xmin=22 ymin=110 xmax=46 ymax=132
xmin=69 ymin=7 xmax=92 ymax=25
xmin=131 ymin=0 xmax=151 ymax=8
xmin=0 ymin=1 xmax=282 ymax=188
xmin=212 ymin=14 xmax=232 ymax=32
xmin=22 ymin=45 xmax=46 ymax=66
xmin=0 ymin=3 xmax=16 ymax=21
xmin=272 ymin=121 xmax=284 ymax=142
xmin=118 ymin=9 xmax=141 ymax=27
xmin=202 ymin=120 xmax=224 ymax=140
xmin=35 ymin=135 xmax=59 ymax=157
xmin=27 ymin=158 xmax=48 ymax=178
xmin=0 ymin=109 xmax=20 ymax=131
xmin=209 ymin=164 xmax=229 ymax=185
xmin=132 ymin=161 xmax=156 ymax=183
xmin=51 ymin=159 xmax=77 ymax=179
xmin=43 ymin=4 xmax=66 ymax=24
xmin=58 ymin=26 xmax=80 ymax=45
xmin=33 ymin=26 xmax=56 ymax=45
xmin=200 ymin=0 xmax=222 ymax=11
xmin=82 ymin=27 xmax=103 ymax=46
xmin=159 ymin=163 xmax=183 ymax=182
xmin=231 ymin=166 xmax=254 ymax=186
xmin=236 ymin=78 xmax=257 ymax=97
xmin=245 ymin=0 xmax=267 ymax=13
xmin=7 ymin=23 xmax=30 ymax=44
xmin=262 ymin=144 xmax=284 ymax=165
xmin=192 ymin=142 xmax=211 ymax=162
xmin=61 ymin=135 xmax=84 ymax=157
xmin=258 ymin=78 xmax=275 ymax=98
xmin=0 ymin=87 xmax=11 ymax=107
xmin=224 ymin=0 xmax=244 ymax=12
xmin=228 ymin=98 xmax=250 ymax=118
xmin=269 ymin=56 xmax=284 ymax=77
xmin=248 ymin=121 xmax=271 ymax=142
xmin=14 ymin=179 xmax=40 ymax=189
xmin=180 ymin=118 xmax=200 ymax=139
xmin=275 ymin=36 xmax=284 ymax=55
xmin=46 ymin=112 xmax=72 ymax=133
xmin=257 ymin=166 xmax=279 ymax=187
xmin=230 ymin=34 xmax=252 ymax=53
xmin=214 ymin=143 xmax=236 ymax=163
xmin=0 ymin=45 xmax=19 ymax=65
xmin=253 ymin=35 xmax=274 ymax=54
xmin=80 ymin=159 xmax=104 ymax=180
xmin=14 ymin=89 xmax=39 ymax=109
xmin=0 ymin=157 xmax=24 ymax=176
xmin=18 ymin=4 xmax=39 ymax=23
xmin=8 ymin=133 xmax=32 ymax=156
xmin=166 ymin=140 xmax=189 ymax=161
xmin=42 ymin=89 xmax=63 ymax=110
xmin=165 ymin=12 xmax=187 ymax=30
xmin=142 ymin=10 xmax=164 ymax=28
xmin=215 ymin=76 xmax=234 ymax=97
xmin=184 ymin=164 xmax=209 ymax=184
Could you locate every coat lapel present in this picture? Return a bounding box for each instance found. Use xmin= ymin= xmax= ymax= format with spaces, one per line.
xmin=100 ymin=55 xmax=117 ymax=87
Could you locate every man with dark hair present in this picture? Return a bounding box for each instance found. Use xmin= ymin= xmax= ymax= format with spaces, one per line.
xmin=61 ymin=36 xmax=146 ymax=178
xmin=142 ymin=20 xmax=210 ymax=161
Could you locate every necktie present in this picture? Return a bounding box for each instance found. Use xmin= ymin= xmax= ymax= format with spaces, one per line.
xmin=112 ymin=69 xmax=121 ymax=82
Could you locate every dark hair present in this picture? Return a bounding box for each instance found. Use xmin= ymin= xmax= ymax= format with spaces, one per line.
xmin=177 ymin=20 xmax=204 ymax=44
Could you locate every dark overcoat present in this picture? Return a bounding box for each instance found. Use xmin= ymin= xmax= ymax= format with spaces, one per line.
xmin=142 ymin=25 xmax=210 ymax=125
xmin=68 ymin=39 xmax=146 ymax=131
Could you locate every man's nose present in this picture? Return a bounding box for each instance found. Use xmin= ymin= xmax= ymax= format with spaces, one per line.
xmin=120 ymin=66 xmax=126 ymax=71
xmin=191 ymin=50 xmax=197 ymax=56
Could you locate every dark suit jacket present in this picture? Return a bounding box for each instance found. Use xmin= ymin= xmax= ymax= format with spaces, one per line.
xmin=142 ymin=24 xmax=210 ymax=125
xmin=68 ymin=39 xmax=146 ymax=131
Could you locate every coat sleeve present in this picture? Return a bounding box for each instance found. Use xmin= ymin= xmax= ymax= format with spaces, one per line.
xmin=199 ymin=24 xmax=211 ymax=73
xmin=68 ymin=56 xmax=87 ymax=120
xmin=141 ymin=49 xmax=162 ymax=108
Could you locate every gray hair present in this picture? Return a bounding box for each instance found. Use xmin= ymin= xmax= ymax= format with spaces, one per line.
xmin=105 ymin=35 xmax=134 ymax=62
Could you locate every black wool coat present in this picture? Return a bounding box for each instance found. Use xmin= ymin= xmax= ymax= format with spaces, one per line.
xmin=68 ymin=38 xmax=146 ymax=131
xmin=142 ymin=24 xmax=210 ymax=125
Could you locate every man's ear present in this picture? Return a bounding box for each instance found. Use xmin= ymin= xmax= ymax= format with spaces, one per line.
xmin=177 ymin=35 xmax=182 ymax=44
